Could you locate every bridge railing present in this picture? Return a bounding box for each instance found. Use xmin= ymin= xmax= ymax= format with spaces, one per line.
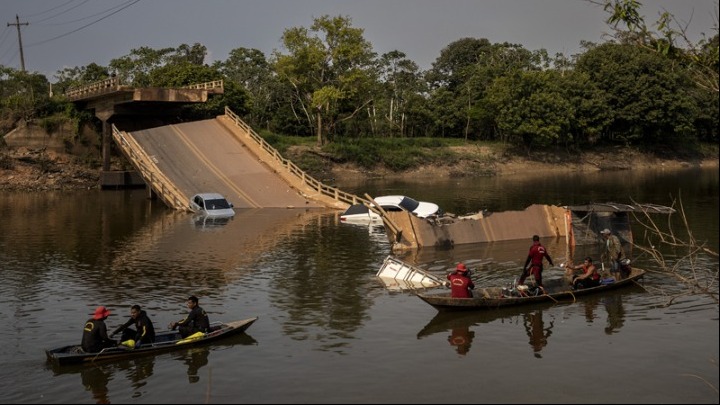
xmin=183 ymin=80 xmax=224 ymax=91
xmin=67 ymin=78 xmax=224 ymax=100
xmin=223 ymin=106 xmax=370 ymax=208
xmin=111 ymin=124 xmax=190 ymax=211
xmin=66 ymin=76 xmax=121 ymax=100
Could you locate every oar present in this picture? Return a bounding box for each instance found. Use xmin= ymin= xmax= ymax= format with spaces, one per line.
xmin=91 ymin=347 xmax=112 ymax=363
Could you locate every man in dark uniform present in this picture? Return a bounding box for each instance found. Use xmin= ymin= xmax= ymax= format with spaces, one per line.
xmin=519 ymin=235 xmax=554 ymax=288
xmin=169 ymin=296 xmax=210 ymax=338
xmin=82 ymin=306 xmax=116 ymax=353
xmin=110 ymin=304 xmax=156 ymax=348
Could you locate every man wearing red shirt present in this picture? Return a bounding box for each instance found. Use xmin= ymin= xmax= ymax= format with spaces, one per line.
xmin=447 ymin=263 xmax=475 ymax=298
xmin=519 ymin=235 xmax=553 ymax=288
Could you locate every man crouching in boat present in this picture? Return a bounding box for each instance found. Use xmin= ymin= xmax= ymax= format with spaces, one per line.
xmin=110 ymin=304 xmax=156 ymax=348
xmin=448 ymin=263 xmax=475 ymax=298
xmin=168 ymin=295 xmax=210 ymax=338
xmin=566 ymin=257 xmax=601 ymax=289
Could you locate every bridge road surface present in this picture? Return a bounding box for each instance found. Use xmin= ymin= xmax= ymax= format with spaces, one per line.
xmin=128 ymin=119 xmax=325 ymax=208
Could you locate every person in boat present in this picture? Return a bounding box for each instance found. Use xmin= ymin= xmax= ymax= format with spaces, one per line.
xmin=519 ymin=235 xmax=554 ymax=288
xmin=567 ymin=256 xmax=601 ymax=289
xmin=169 ymin=295 xmax=210 ymax=338
xmin=447 ymin=263 xmax=475 ymax=298
xmin=600 ymin=228 xmax=627 ymax=280
xmin=110 ymin=304 xmax=156 ymax=348
xmin=81 ymin=306 xmax=116 ymax=353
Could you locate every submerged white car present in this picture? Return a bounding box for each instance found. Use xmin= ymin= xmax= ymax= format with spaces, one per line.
xmin=190 ymin=193 xmax=235 ymax=217
xmin=340 ymin=195 xmax=441 ymax=224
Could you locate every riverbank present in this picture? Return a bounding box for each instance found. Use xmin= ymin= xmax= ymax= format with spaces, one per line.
xmin=317 ymin=144 xmax=719 ymax=182
xmin=1 ymin=144 xmax=717 ymax=191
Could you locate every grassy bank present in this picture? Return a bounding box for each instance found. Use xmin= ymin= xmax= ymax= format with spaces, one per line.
xmin=259 ymin=131 xmax=719 ymax=180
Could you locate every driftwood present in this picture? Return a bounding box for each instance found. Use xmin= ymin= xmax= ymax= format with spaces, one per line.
xmin=629 ymin=195 xmax=718 ymax=306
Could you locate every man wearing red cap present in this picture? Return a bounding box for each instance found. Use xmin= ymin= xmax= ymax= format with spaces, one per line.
xmin=447 ymin=263 xmax=475 ymax=298
xmin=81 ymin=306 xmax=116 ymax=353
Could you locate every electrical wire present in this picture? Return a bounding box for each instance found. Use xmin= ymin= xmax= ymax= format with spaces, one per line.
xmin=25 ymin=0 xmax=141 ymax=48
xmin=33 ymin=0 xmax=94 ymax=24
xmin=22 ymin=0 xmax=78 ymax=19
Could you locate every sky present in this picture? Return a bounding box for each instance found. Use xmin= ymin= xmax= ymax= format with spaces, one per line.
xmin=1 ymin=0 xmax=717 ymax=81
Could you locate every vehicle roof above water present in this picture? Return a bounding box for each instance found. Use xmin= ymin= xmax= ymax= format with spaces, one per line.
xmin=192 ymin=192 xmax=227 ymax=200
xmin=373 ymin=195 xmax=421 ymax=211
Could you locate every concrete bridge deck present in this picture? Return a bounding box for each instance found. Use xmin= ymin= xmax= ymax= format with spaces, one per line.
xmin=112 ymin=109 xmax=363 ymax=211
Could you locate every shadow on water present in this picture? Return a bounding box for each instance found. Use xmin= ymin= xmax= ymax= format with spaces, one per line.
xmin=417 ymin=285 xmax=645 ymax=358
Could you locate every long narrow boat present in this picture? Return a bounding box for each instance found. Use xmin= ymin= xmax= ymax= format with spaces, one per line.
xmin=417 ymin=269 xmax=645 ymax=311
xmin=46 ymin=317 xmax=258 ymax=366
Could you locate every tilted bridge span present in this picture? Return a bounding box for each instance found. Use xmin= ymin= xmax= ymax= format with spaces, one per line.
xmin=67 ymin=78 xmax=368 ymax=212
xmin=112 ymin=107 xmax=365 ymax=211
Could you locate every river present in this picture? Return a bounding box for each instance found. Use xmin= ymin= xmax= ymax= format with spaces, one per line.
xmin=0 ymin=166 xmax=717 ymax=404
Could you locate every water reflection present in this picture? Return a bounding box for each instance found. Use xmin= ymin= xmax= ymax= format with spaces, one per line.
xmin=177 ymin=347 xmax=209 ymax=383
xmin=447 ymin=324 xmax=474 ymax=355
xmin=418 ymin=283 xmax=648 ymax=360
xmin=79 ymin=366 xmax=111 ymax=404
xmin=602 ymin=288 xmax=637 ymax=334
xmin=418 ymin=303 xmax=557 ymax=358
xmin=117 ymin=356 xmax=155 ymax=394
xmin=523 ymin=310 xmax=554 ymax=358
xmin=49 ymin=332 xmax=258 ymax=402
xmin=52 ymin=356 xmax=155 ymax=403
xmin=268 ymin=214 xmax=387 ymax=352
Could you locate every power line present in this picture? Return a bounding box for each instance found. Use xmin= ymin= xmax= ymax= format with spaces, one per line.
xmin=33 ymin=0 xmax=93 ymax=24
xmin=23 ymin=0 xmax=79 ymax=19
xmin=26 ymin=0 xmax=141 ymax=48
xmin=36 ymin=0 xmax=135 ymax=27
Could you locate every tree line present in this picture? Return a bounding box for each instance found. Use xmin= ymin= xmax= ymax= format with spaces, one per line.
xmin=1 ymin=0 xmax=718 ymax=153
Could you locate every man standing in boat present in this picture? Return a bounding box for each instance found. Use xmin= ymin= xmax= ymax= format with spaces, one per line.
xmin=169 ymin=296 xmax=210 ymax=338
xmin=447 ymin=263 xmax=475 ymax=298
xmin=600 ymin=228 xmax=627 ymax=280
xmin=519 ymin=235 xmax=554 ymax=289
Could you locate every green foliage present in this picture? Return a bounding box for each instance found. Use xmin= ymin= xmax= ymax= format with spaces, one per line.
xmin=575 ymin=43 xmax=699 ymax=145
xmin=273 ymin=15 xmax=377 ymax=145
xmin=258 ymin=130 xmax=314 ymax=154
xmin=322 ymin=137 xmax=457 ymax=170
xmin=3 ymin=4 xmax=718 ymax=167
xmin=37 ymin=115 xmax=68 ymax=134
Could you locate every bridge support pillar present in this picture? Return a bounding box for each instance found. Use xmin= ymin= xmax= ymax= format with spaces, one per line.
xmin=102 ymin=120 xmax=111 ymax=171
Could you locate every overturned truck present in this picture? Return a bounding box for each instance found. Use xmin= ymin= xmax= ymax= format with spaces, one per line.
xmin=377 ymin=202 xmax=675 ymax=252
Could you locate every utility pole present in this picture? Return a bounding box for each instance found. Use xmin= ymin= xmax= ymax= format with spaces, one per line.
xmin=7 ymin=15 xmax=29 ymax=72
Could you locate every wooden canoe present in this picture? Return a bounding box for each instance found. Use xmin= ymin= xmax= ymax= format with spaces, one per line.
xmin=46 ymin=317 xmax=258 ymax=366
xmin=417 ymin=268 xmax=645 ymax=311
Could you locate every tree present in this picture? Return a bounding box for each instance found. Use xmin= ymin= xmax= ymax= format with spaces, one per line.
xmin=54 ymin=63 xmax=110 ymax=93
xmin=273 ymin=15 xmax=377 ymax=145
xmin=426 ymin=38 xmax=538 ymax=141
xmin=214 ymin=47 xmax=275 ymax=129
xmin=575 ymin=43 xmax=698 ymax=146
xmin=0 ymin=66 xmax=52 ymax=125
xmin=375 ymin=50 xmax=424 ymax=137
xmin=484 ymin=70 xmax=574 ymax=149
xmin=594 ymin=0 xmax=719 ymax=93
